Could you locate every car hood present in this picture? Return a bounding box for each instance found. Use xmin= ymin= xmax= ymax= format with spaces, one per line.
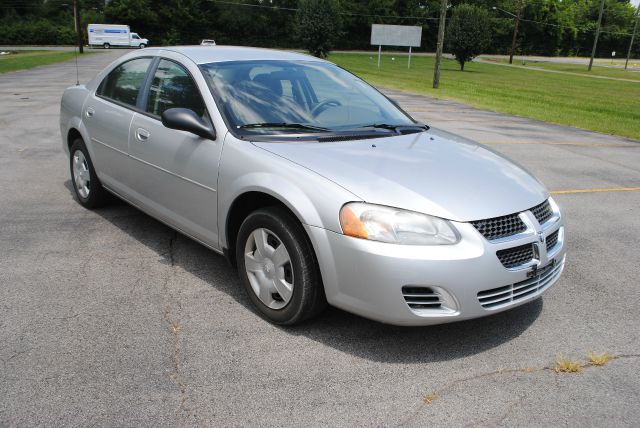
xmin=252 ymin=129 xmax=548 ymax=222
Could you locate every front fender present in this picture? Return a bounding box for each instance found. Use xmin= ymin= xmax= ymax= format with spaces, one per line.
xmin=217 ymin=136 xmax=360 ymax=249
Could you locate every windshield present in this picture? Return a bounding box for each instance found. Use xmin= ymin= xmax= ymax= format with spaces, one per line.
xmin=200 ymin=60 xmax=417 ymax=136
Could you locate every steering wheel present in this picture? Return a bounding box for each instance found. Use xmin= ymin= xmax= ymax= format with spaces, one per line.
xmin=311 ymin=99 xmax=343 ymax=117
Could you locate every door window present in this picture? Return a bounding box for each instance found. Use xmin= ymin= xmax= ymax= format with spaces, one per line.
xmin=97 ymin=58 xmax=152 ymax=107
xmin=145 ymin=59 xmax=205 ymax=117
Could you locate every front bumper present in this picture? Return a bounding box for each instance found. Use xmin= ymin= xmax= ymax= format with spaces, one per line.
xmin=305 ymin=213 xmax=566 ymax=326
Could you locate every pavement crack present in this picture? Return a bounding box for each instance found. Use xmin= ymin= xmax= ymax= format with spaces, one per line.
xmin=168 ymin=231 xmax=178 ymax=266
xmin=161 ymin=231 xmax=195 ymax=422
xmin=1 ymin=349 xmax=30 ymax=367
xmin=463 ymin=392 xmax=527 ymax=428
xmin=395 ymin=352 xmax=640 ymax=427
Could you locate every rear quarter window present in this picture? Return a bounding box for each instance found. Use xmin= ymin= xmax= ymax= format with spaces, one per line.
xmin=97 ymin=58 xmax=152 ymax=107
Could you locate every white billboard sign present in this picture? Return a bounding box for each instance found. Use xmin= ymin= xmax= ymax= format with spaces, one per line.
xmin=370 ymin=24 xmax=422 ymax=48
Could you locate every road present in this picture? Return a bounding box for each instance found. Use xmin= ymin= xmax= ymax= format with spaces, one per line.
xmin=1 ymin=51 xmax=639 ymax=427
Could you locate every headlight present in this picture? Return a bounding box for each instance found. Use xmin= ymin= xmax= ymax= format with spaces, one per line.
xmin=339 ymin=202 xmax=459 ymax=245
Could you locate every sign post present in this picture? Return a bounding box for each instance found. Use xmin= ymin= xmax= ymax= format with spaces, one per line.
xmin=370 ymin=24 xmax=422 ymax=69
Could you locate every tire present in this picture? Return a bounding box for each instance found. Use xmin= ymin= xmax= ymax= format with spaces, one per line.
xmin=103 ymin=43 xmax=110 ymax=49
xmin=69 ymin=138 xmax=110 ymax=209
xmin=139 ymin=44 xmax=146 ymax=49
xmin=236 ymin=206 xmax=326 ymax=325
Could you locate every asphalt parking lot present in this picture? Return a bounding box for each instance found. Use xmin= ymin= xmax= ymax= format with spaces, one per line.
xmin=1 ymin=51 xmax=639 ymax=426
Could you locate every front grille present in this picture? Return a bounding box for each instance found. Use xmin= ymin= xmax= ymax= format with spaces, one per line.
xmin=531 ymin=200 xmax=553 ymax=224
xmin=471 ymin=214 xmax=527 ymax=241
xmin=401 ymin=286 xmax=442 ymax=310
xmin=496 ymin=243 xmax=535 ymax=268
xmin=471 ymin=199 xmax=556 ymax=241
xmin=546 ymin=230 xmax=559 ymax=251
xmin=477 ymin=259 xmax=563 ymax=309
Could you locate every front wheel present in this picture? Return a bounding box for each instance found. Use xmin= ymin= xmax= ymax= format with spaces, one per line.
xmin=103 ymin=43 xmax=110 ymax=49
xmin=236 ymin=207 xmax=326 ymax=325
xmin=138 ymin=44 xmax=146 ymax=49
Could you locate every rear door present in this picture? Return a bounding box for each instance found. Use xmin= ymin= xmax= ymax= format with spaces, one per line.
xmin=126 ymin=58 xmax=222 ymax=247
xmin=83 ymin=57 xmax=153 ymax=194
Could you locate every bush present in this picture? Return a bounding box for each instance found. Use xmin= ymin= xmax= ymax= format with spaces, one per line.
xmin=0 ymin=19 xmax=76 ymax=45
xmin=445 ymin=4 xmax=491 ymax=71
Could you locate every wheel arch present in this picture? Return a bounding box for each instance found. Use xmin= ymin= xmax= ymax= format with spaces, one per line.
xmin=223 ymin=190 xmax=312 ymax=267
xmin=65 ymin=123 xmax=96 ymax=160
xmin=67 ymin=128 xmax=83 ymax=151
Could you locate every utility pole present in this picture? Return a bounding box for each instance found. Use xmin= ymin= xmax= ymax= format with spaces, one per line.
xmin=73 ymin=0 xmax=84 ymax=54
xmin=432 ymin=0 xmax=447 ymax=89
xmin=509 ymin=0 xmax=524 ymax=64
xmin=588 ymin=0 xmax=605 ymax=71
xmin=625 ymin=6 xmax=639 ymax=70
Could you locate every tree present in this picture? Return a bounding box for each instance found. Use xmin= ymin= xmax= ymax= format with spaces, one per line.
xmin=296 ymin=0 xmax=341 ymax=58
xmin=446 ymin=4 xmax=492 ymax=70
xmin=104 ymin=0 xmax=158 ymax=37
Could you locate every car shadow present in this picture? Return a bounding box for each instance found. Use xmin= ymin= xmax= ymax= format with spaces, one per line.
xmin=65 ymin=180 xmax=543 ymax=364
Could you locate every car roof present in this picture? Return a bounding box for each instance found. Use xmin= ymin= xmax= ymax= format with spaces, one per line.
xmin=156 ymin=46 xmax=325 ymax=65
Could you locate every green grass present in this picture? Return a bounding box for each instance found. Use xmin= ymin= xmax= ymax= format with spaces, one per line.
xmin=482 ymin=57 xmax=640 ymax=81
xmin=330 ymin=53 xmax=640 ymax=140
xmin=0 ymin=50 xmax=94 ymax=74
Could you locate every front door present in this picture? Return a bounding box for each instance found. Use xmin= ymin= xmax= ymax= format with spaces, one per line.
xmin=126 ymin=58 xmax=222 ymax=247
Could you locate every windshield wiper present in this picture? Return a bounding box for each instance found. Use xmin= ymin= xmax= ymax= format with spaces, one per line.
xmin=237 ymin=122 xmax=330 ymax=132
xmin=357 ymin=123 xmax=429 ymax=132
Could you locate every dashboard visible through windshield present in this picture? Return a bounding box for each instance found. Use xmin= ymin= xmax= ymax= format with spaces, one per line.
xmin=199 ymin=60 xmax=420 ymax=137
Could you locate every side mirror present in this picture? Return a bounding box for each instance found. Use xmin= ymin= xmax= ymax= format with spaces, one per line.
xmin=161 ymin=108 xmax=216 ymax=140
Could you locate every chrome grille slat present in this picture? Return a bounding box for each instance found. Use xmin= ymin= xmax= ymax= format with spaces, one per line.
xmin=402 ymin=293 xmax=440 ymax=298
xmin=477 ymin=285 xmax=511 ymax=299
xmin=402 ymin=286 xmax=443 ymax=311
xmin=477 ymin=260 xmax=563 ymax=309
xmin=478 ymin=293 xmax=512 ymax=306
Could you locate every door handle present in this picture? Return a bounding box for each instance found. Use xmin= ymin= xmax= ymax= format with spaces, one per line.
xmin=135 ymin=128 xmax=150 ymax=142
xmin=85 ymin=107 xmax=95 ymax=118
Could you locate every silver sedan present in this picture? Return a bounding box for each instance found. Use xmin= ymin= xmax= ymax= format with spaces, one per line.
xmin=60 ymin=46 xmax=566 ymax=326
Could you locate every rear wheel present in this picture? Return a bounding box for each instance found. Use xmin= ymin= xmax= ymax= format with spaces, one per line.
xmin=236 ymin=207 xmax=326 ymax=325
xmin=69 ymin=138 xmax=110 ymax=209
xmin=103 ymin=43 xmax=110 ymax=49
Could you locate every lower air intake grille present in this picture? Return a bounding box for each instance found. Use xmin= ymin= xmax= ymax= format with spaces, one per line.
xmin=531 ymin=200 xmax=553 ymax=224
xmin=401 ymin=286 xmax=442 ymax=310
xmin=478 ymin=259 xmax=563 ymax=309
xmin=471 ymin=214 xmax=527 ymax=241
xmin=546 ymin=230 xmax=559 ymax=251
xmin=496 ymin=243 xmax=535 ymax=268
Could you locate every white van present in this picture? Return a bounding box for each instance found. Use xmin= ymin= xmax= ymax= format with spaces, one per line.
xmin=87 ymin=24 xmax=149 ymax=49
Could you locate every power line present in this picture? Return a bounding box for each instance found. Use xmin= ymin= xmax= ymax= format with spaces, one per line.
xmin=206 ymin=0 xmax=440 ymax=20
xmin=492 ymin=11 xmax=635 ymax=37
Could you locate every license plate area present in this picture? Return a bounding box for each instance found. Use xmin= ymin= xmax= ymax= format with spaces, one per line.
xmin=527 ymin=258 xmax=556 ymax=279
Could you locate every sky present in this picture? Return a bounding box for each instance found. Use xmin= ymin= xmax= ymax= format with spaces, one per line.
xmin=632 ymin=0 xmax=640 ymax=7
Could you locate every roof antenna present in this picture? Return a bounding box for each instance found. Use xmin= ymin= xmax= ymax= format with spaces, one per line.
xmin=74 ymin=45 xmax=79 ymax=86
